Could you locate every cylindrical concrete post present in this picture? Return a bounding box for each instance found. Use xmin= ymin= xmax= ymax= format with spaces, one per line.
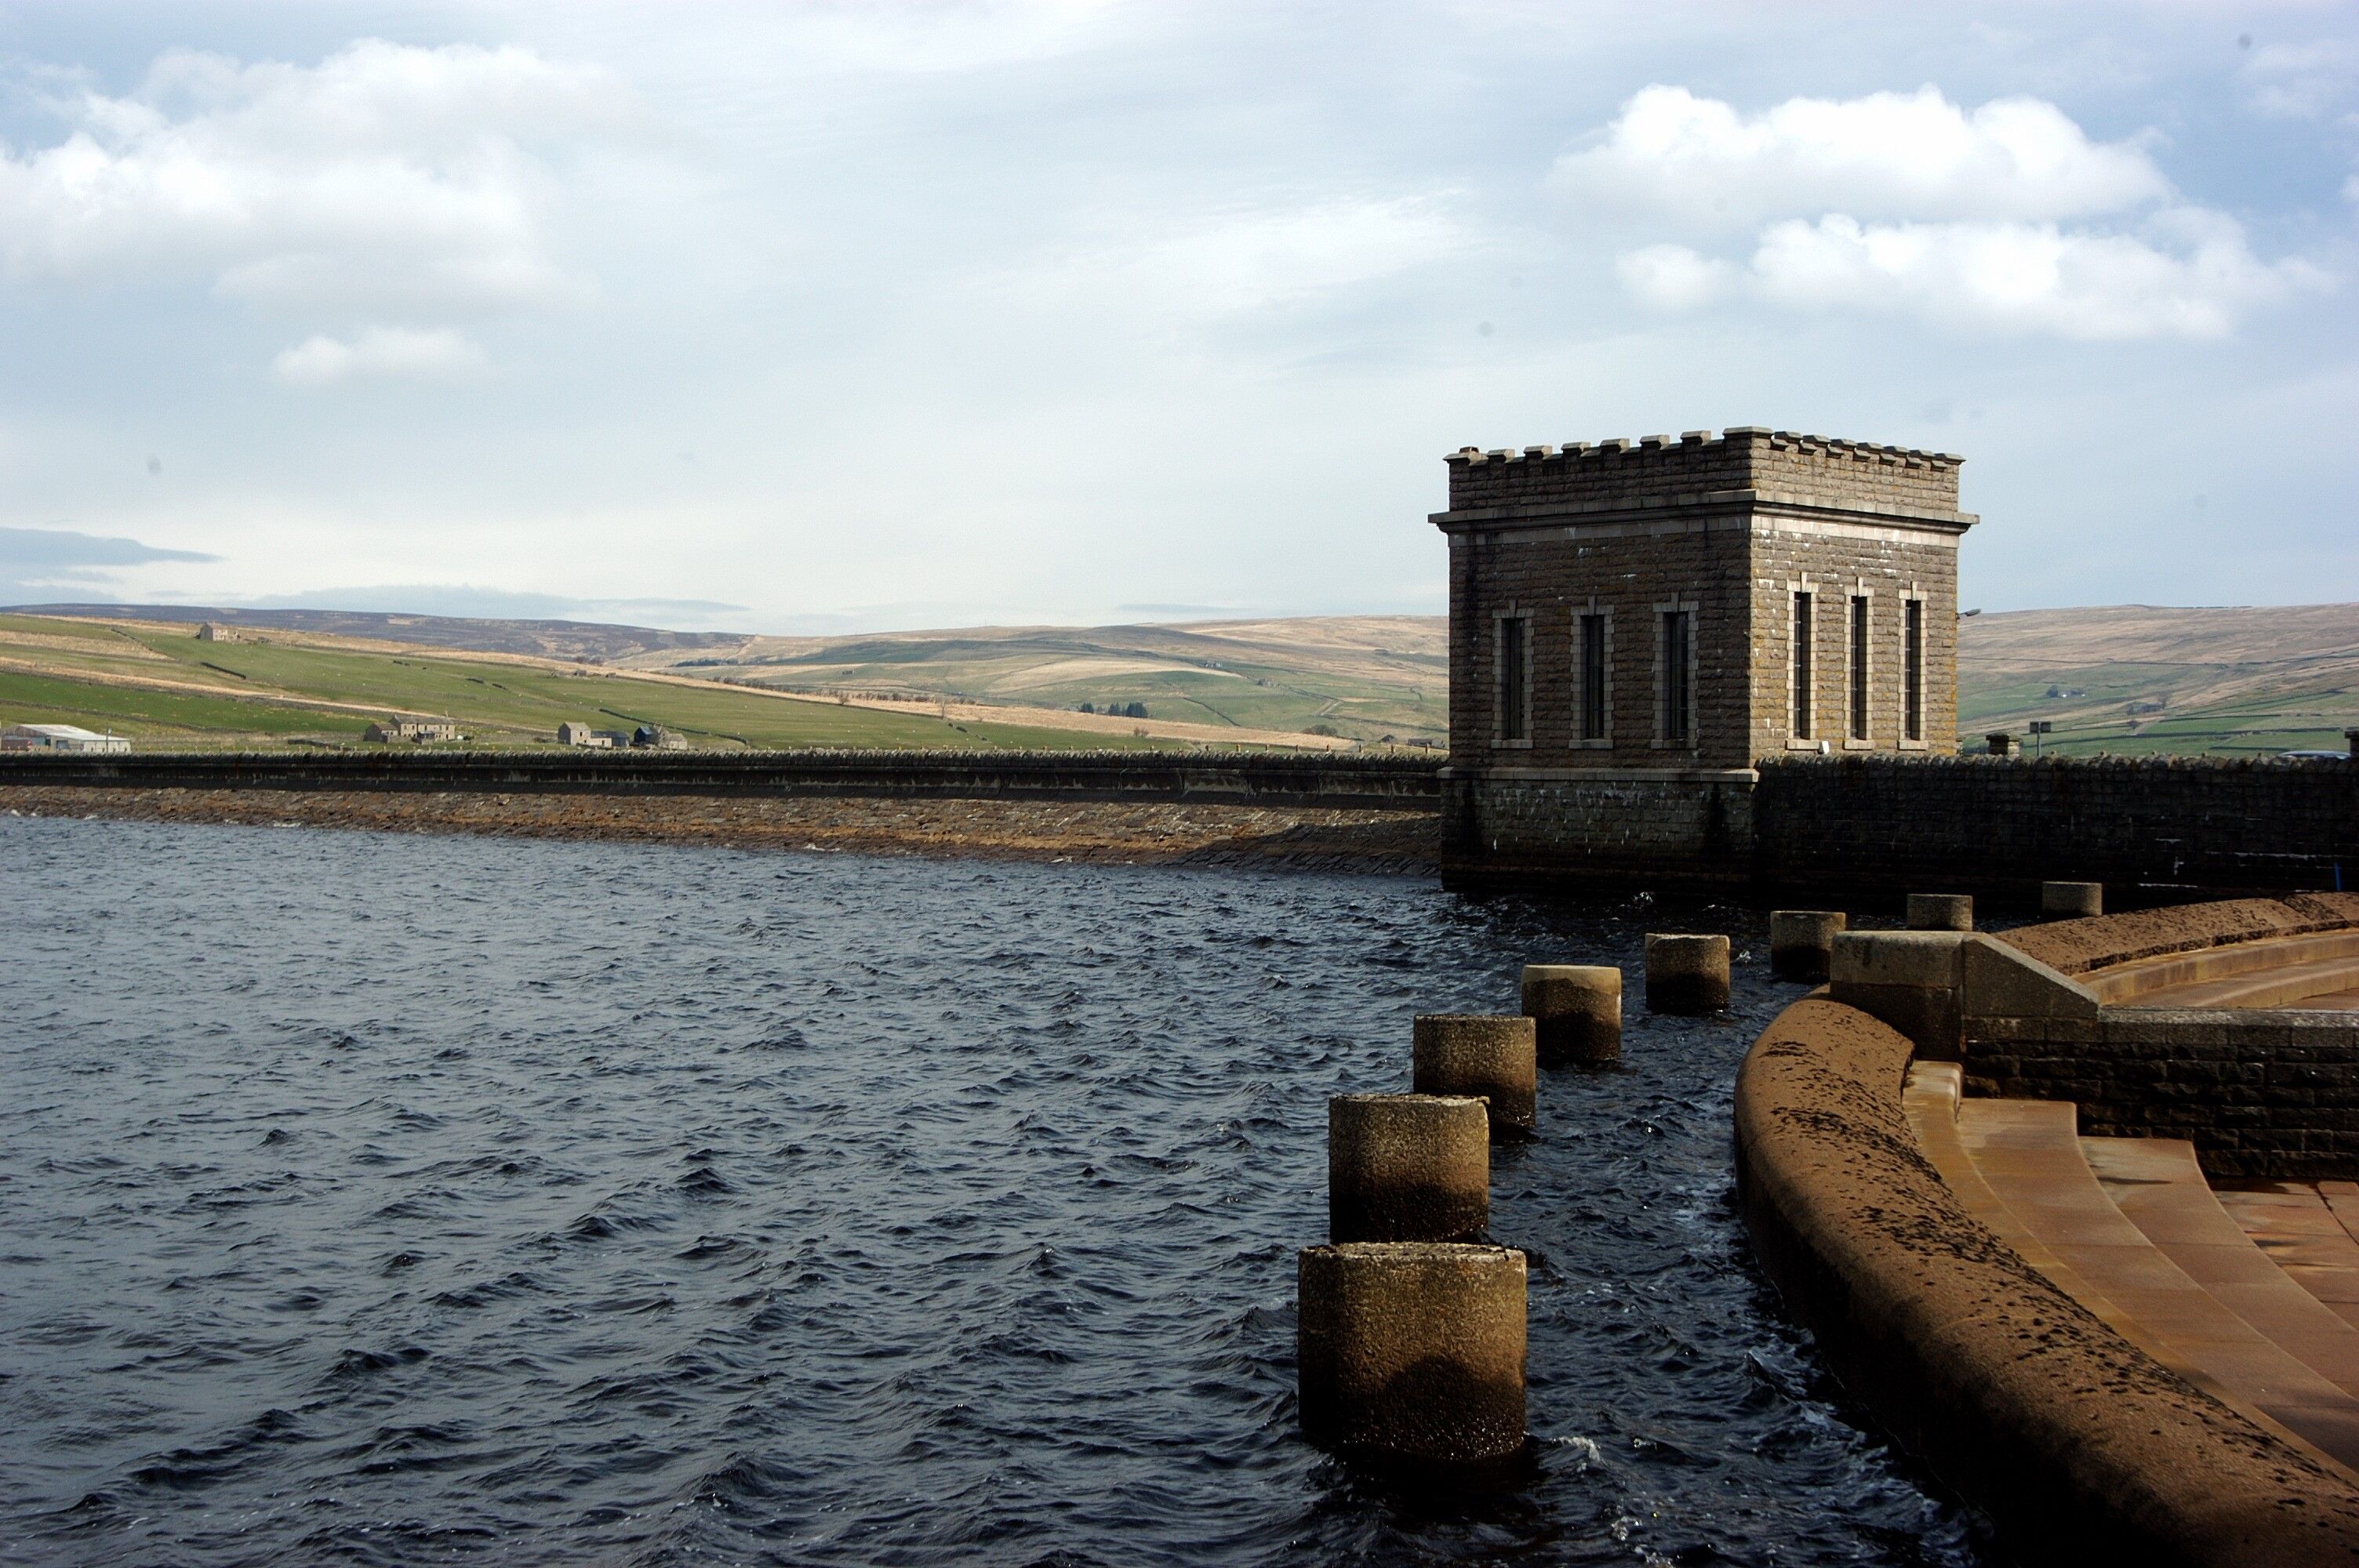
xmin=1329 ymin=1094 xmax=1489 ymax=1243
xmin=2041 ymin=880 xmax=2103 ymax=919
xmin=1413 ymin=1014 xmax=1536 ymax=1137
xmin=1768 ymin=911 xmax=1847 ymax=983
xmin=1644 ymin=934 xmax=1729 ymax=1014
xmin=1298 ymin=1242 xmax=1527 ymax=1465
xmin=1520 ymin=964 xmax=1621 ymax=1066
xmin=1906 ymin=894 xmax=1975 ymax=931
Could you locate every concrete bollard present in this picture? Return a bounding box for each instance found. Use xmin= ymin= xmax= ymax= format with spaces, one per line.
xmin=1644 ymin=934 xmax=1730 ymax=1014
xmin=1520 ymin=964 xmax=1621 ymax=1066
xmin=2043 ymin=880 xmax=2103 ymax=919
xmin=1413 ymin=1014 xmax=1536 ymax=1137
xmin=1329 ymin=1094 xmax=1490 ymax=1243
xmin=1768 ymin=911 xmax=1848 ymax=983
xmin=1830 ymin=930 xmax=1968 ymax=1058
xmin=1906 ymin=893 xmax=1975 ymax=931
xmin=1298 ymin=1242 xmax=1527 ymax=1465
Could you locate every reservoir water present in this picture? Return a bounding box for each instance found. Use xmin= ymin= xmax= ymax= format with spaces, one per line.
xmin=0 ymin=815 xmax=1984 ymax=1565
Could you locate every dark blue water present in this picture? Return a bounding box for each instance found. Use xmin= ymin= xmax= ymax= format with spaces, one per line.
xmin=0 ymin=815 xmax=1983 ymax=1566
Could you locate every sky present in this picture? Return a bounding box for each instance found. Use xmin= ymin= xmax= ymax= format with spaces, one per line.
xmin=0 ymin=0 xmax=2352 ymax=633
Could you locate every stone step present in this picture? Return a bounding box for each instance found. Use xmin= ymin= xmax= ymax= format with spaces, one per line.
xmin=2215 ymin=1182 xmax=2359 ymax=1332
xmin=1954 ymin=1097 xmax=2359 ymax=1470
xmin=2081 ymin=1137 xmax=2359 ymax=1396
xmin=1900 ymin=1065 xmax=2135 ymax=1331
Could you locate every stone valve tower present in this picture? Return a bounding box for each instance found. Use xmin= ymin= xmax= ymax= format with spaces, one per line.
xmin=1432 ymin=426 xmax=1976 ymax=890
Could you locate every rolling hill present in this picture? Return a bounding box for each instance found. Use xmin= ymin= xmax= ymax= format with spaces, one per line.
xmin=0 ymin=612 xmax=1357 ymax=753
xmin=1958 ymin=604 xmax=2359 ymax=757
xmin=627 ymin=615 xmax=1448 ymax=746
xmin=6 ymin=601 xmax=2352 ymax=758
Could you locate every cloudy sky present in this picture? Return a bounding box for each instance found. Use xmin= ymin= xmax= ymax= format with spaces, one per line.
xmin=0 ymin=1 xmax=2352 ymax=631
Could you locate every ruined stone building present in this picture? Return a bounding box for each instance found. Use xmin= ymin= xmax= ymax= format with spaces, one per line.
xmin=1433 ymin=426 xmax=1976 ymax=887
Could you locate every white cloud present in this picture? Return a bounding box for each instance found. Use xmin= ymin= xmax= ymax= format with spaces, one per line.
xmin=1572 ymin=85 xmax=2329 ymax=340
xmin=1126 ymin=199 xmax=1464 ymax=316
xmin=1614 ymin=242 xmax=1736 ymax=310
xmin=983 ymin=198 xmax=1467 ymax=330
xmin=271 ymin=325 xmax=489 ymax=386
xmin=1739 ymin=212 xmax=2326 ymax=340
xmin=0 ymin=40 xmax=638 ymax=314
xmin=1550 ymin=84 xmax=2167 ymax=230
xmin=2240 ymin=38 xmax=2359 ymax=122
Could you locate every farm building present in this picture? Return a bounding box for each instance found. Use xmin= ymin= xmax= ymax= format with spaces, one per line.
xmin=363 ymin=720 xmax=463 ymax=743
xmin=2 ymin=723 xmax=130 ymax=753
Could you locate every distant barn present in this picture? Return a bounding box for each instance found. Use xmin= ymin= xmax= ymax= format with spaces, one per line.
xmin=2 ymin=723 xmax=129 ymax=753
xmin=363 ymin=720 xmax=462 ymax=743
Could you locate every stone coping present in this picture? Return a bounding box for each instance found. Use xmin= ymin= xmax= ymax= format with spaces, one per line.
xmin=2084 ymin=931 xmax=2359 ymax=1008
xmin=2003 ymin=895 xmax=2359 ymax=978
xmin=1734 ymin=994 xmax=2359 ymax=1563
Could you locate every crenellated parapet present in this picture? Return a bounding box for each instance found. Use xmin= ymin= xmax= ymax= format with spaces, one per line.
xmin=1441 ymin=426 xmax=1966 ymax=522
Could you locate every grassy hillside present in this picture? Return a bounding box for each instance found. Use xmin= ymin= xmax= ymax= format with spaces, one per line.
xmin=1957 ymin=604 xmax=2359 ymax=757
xmin=14 ymin=601 xmax=2350 ymax=760
xmin=0 ymin=614 xmax=1203 ymax=752
xmin=633 ymin=615 xmax=1449 ymax=746
xmin=6 ymin=602 xmax=737 ymax=662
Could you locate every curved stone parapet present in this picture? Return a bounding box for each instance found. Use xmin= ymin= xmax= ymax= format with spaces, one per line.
xmin=2001 ymin=895 xmax=2359 ymax=978
xmin=1735 ymin=995 xmax=2359 ymax=1566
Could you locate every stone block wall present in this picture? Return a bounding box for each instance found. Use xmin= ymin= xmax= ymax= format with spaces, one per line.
xmin=1754 ymin=754 xmax=2359 ymax=899
xmin=1439 ymin=768 xmax=1754 ymax=890
xmin=1445 ymin=520 xmax=1756 ymax=769
xmin=1966 ymin=1011 xmax=2359 ymax=1180
xmin=0 ymin=750 xmax=1447 ymax=808
xmin=1745 ymin=522 xmax=1960 ymax=761
xmin=1439 ymin=753 xmax=2359 ymax=898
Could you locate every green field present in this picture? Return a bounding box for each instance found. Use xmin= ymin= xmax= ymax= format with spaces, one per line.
xmin=1956 ymin=606 xmax=2359 ymax=759
xmin=0 ymin=615 xmax=1191 ymax=751
xmin=1960 ymin=665 xmax=2356 ymax=757
xmin=19 ymin=601 xmax=2352 ymax=760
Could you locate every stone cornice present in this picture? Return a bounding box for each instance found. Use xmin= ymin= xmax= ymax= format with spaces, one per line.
xmin=1430 ymin=488 xmax=1977 ymax=535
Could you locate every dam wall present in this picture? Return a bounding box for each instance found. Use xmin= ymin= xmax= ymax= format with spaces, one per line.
xmin=0 ymin=750 xmax=1445 ymax=810
xmin=16 ymin=748 xmax=2356 ymax=905
xmin=1445 ymin=753 xmax=2359 ymax=902
xmin=1754 ymin=753 xmax=2359 ymax=902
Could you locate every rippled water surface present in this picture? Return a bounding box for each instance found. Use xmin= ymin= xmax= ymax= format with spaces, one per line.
xmin=0 ymin=816 xmax=1986 ymax=1566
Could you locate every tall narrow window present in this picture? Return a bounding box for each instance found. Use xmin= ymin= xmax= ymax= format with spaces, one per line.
xmin=1579 ymin=613 xmax=1608 ymax=741
xmin=1848 ymin=594 xmax=1870 ymax=742
xmin=1903 ymin=599 xmax=1925 ymax=742
xmin=1791 ymin=591 xmax=1814 ymax=739
xmin=1662 ymin=609 xmax=1692 ymax=746
xmin=1497 ymin=615 xmax=1528 ymax=742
